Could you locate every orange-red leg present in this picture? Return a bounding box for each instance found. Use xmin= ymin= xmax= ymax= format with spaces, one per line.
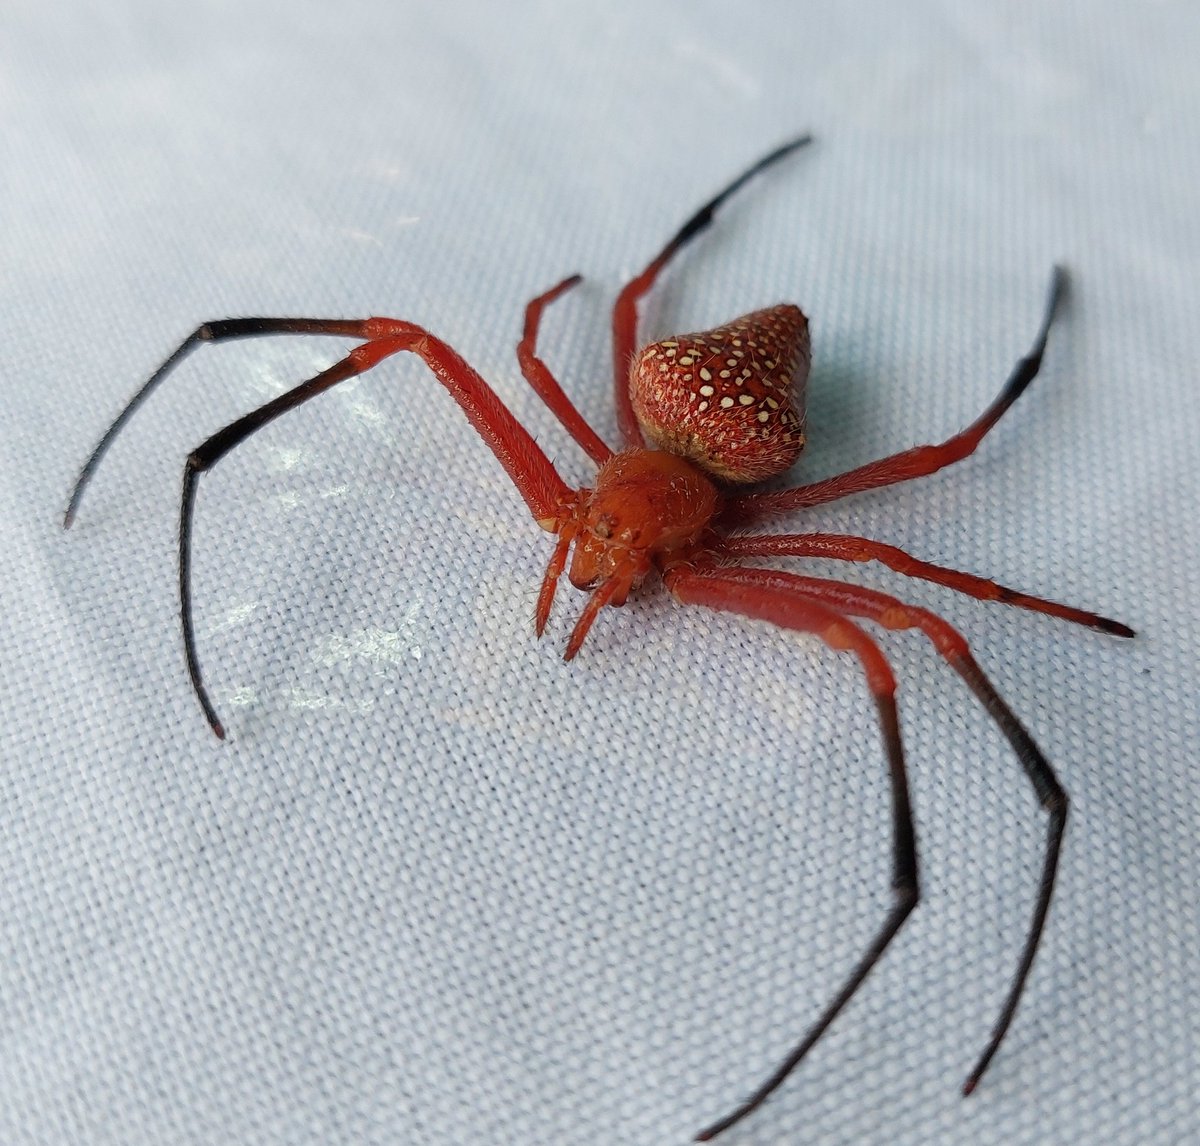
xmin=535 ymin=528 xmax=574 ymax=637
xmin=721 ymin=531 xmax=1134 ymax=637
xmin=68 ymin=317 xmax=572 ymax=736
xmin=564 ymin=576 xmax=626 ymax=660
xmin=612 ymin=135 xmax=813 ymax=447
xmin=727 ymin=266 xmax=1068 ymax=524
xmin=517 ymin=275 xmax=613 ymax=465
xmin=665 ymin=564 xmax=918 ymax=1141
xmin=696 ymin=565 xmax=1067 ymax=1113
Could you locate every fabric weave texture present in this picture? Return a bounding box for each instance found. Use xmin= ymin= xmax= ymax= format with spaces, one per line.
xmin=2 ymin=3 xmax=1196 ymax=1144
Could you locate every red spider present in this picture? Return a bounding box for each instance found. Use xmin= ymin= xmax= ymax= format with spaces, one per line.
xmin=66 ymin=135 xmax=1132 ymax=1140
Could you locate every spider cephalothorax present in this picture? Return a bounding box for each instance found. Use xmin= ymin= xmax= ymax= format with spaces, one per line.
xmin=564 ymin=449 xmax=719 ymax=589
xmin=67 ymin=135 xmax=1131 ymax=1141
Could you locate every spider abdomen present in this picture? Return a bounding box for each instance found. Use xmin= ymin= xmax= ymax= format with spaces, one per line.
xmin=630 ymin=304 xmax=810 ymax=484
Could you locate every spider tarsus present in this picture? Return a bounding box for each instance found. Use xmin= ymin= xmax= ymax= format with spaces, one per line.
xmin=532 ymin=273 xmax=584 ymax=309
xmin=195 ymin=686 xmax=226 ymax=740
xmin=671 ymin=133 xmax=813 ymax=251
xmin=1041 ymin=265 xmax=1069 ymax=333
xmin=198 ymin=692 xmax=226 ymax=739
xmin=64 ymin=468 xmax=93 ymax=529
xmin=962 ymin=1043 xmax=998 ymax=1097
xmin=993 ymin=586 xmax=1134 ymax=637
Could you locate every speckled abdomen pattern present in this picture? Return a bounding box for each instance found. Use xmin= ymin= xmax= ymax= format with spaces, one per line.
xmin=629 ymin=304 xmax=810 ymax=484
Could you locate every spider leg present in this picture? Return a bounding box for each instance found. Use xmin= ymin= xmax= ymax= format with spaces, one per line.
xmin=721 ymin=532 xmax=1134 ymax=637
xmin=711 ymin=567 xmax=1068 ymax=1101
xmin=517 ymin=274 xmax=614 ymax=464
xmin=535 ymin=528 xmax=575 ymax=637
xmin=664 ymin=564 xmax=918 ymax=1141
xmin=563 ymin=576 xmax=625 ymax=659
xmin=65 ymin=317 xmax=366 ymax=526
xmin=612 ymin=134 xmax=814 ymax=446
xmin=727 ymin=266 xmax=1068 ymax=524
xmin=74 ymin=318 xmax=572 ymax=736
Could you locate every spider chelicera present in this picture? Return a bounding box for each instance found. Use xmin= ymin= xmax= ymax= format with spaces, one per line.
xmin=66 ymin=134 xmax=1132 ymax=1140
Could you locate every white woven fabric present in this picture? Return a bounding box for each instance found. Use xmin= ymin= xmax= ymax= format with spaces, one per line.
xmin=3 ymin=2 xmax=1196 ymax=1143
